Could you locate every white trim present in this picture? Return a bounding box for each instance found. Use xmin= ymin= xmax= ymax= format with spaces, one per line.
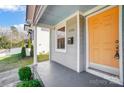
xmin=86 ymin=12 xmax=89 ymax=71
xmin=34 ymin=5 xmax=47 ymax=25
xmin=83 ymin=5 xmax=108 ymax=16
xmin=89 ymin=63 xmax=119 ymax=75
xmin=55 ymin=23 xmax=67 ymax=53
xmin=86 ymin=5 xmax=123 ymax=85
xmin=119 ymin=5 xmax=123 ymax=85
xmin=87 ymin=69 xmax=122 ymax=85
xmin=37 ymin=23 xmax=53 ymax=29
xmin=48 ymin=28 xmax=51 ymax=61
xmin=54 ymin=11 xmax=79 ymax=28
xmin=33 ymin=26 xmax=37 ymax=64
xmin=47 ymin=28 xmax=50 ymax=61
xmin=55 ymin=49 xmax=66 ymax=53
xmin=86 ymin=6 xmax=118 ymax=19
xmin=77 ymin=11 xmax=80 ymax=72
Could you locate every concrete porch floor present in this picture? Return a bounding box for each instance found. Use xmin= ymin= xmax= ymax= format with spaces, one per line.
xmin=37 ymin=61 xmax=121 ymax=87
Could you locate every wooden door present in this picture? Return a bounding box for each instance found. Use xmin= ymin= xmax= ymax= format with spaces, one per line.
xmin=88 ymin=6 xmax=119 ymax=71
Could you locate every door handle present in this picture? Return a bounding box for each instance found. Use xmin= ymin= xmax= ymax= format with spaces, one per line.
xmin=114 ymin=50 xmax=119 ymax=60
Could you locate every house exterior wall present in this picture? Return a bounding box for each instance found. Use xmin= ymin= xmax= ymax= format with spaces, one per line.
xmin=50 ymin=15 xmax=78 ymax=71
xmin=50 ymin=13 xmax=86 ymax=72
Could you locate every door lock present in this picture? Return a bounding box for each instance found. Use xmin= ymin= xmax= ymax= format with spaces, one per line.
xmin=114 ymin=40 xmax=119 ymax=60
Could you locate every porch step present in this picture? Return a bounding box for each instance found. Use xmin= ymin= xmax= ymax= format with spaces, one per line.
xmin=0 ymin=69 xmax=19 ymax=87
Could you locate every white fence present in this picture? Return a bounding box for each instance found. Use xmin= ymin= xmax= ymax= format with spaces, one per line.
xmin=0 ymin=48 xmax=21 ymax=57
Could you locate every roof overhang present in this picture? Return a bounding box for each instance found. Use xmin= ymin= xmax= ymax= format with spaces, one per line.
xmin=26 ymin=5 xmax=47 ymax=26
xmin=26 ymin=5 xmax=36 ymax=24
xmin=26 ymin=5 xmax=108 ymax=27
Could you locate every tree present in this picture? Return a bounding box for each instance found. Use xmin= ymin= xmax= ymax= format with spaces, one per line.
xmin=28 ymin=38 xmax=31 ymax=48
xmin=0 ymin=36 xmax=11 ymax=49
xmin=21 ymin=47 xmax=26 ymax=58
xmin=10 ymin=26 xmax=19 ymax=43
xmin=11 ymin=26 xmax=18 ymax=35
xmin=30 ymin=45 xmax=34 ymax=57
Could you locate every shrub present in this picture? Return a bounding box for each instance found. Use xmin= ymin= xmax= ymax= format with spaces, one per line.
xmin=37 ymin=52 xmax=49 ymax=62
xmin=21 ymin=47 xmax=26 ymax=58
xmin=28 ymin=38 xmax=31 ymax=48
xmin=16 ymin=80 xmax=42 ymax=87
xmin=21 ymin=40 xmax=25 ymax=47
xmin=30 ymin=45 xmax=34 ymax=57
xmin=18 ymin=66 xmax=32 ymax=81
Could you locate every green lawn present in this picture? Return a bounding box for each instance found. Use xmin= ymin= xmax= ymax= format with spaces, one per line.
xmin=0 ymin=54 xmax=33 ymax=72
xmin=37 ymin=53 xmax=49 ymax=62
xmin=0 ymin=53 xmax=49 ymax=73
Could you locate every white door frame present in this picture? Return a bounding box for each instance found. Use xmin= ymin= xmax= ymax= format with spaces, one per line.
xmin=86 ymin=5 xmax=123 ymax=85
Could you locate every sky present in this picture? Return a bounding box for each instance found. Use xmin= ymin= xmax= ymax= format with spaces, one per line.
xmin=0 ymin=5 xmax=26 ymax=27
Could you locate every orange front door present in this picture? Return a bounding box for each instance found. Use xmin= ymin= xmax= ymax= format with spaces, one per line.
xmin=88 ymin=6 xmax=119 ymax=71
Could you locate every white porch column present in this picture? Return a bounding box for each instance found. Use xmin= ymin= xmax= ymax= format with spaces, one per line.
xmin=33 ymin=26 xmax=37 ymax=64
xmin=49 ymin=28 xmax=52 ymax=62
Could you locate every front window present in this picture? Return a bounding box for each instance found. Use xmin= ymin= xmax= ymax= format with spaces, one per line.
xmin=56 ymin=26 xmax=66 ymax=52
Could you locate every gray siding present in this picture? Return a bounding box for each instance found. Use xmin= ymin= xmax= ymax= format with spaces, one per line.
xmin=51 ymin=16 xmax=78 ymax=71
xmin=50 ymin=15 xmax=86 ymax=72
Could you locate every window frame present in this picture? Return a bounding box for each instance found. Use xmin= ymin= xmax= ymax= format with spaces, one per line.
xmin=55 ymin=24 xmax=66 ymax=53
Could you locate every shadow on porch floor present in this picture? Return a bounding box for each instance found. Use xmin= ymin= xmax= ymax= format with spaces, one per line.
xmin=37 ymin=61 xmax=122 ymax=87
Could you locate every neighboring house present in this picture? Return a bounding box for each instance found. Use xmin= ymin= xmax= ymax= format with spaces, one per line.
xmin=25 ymin=5 xmax=124 ymax=86
xmin=24 ymin=26 xmax=49 ymax=54
xmin=37 ymin=27 xmax=49 ymax=55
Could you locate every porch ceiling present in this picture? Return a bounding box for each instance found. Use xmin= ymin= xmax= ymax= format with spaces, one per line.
xmin=38 ymin=5 xmax=97 ymax=25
